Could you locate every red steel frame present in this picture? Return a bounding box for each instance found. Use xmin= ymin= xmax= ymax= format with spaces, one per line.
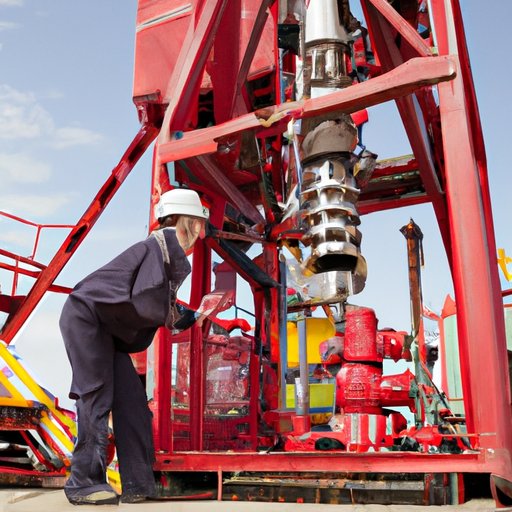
xmin=0 ymin=211 xmax=74 ymax=296
xmin=142 ymin=0 xmax=512 ymax=490
xmin=0 ymin=0 xmax=510 ymax=501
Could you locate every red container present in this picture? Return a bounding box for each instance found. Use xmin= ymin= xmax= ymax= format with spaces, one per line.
xmin=336 ymin=363 xmax=382 ymax=414
xmin=344 ymin=306 xmax=379 ymax=362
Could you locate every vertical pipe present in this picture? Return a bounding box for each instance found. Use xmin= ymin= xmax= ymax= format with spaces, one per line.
xmin=217 ymin=468 xmax=223 ymax=501
xmin=400 ymin=219 xmax=424 ymax=341
xmin=11 ymin=260 xmax=19 ymax=296
xmin=189 ymin=239 xmax=211 ymax=451
xmin=279 ymin=254 xmax=289 ymax=409
xmin=189 ymin=323 xmax=204 ymax=451
xmin=295 ymin=315 xmax=310 ymax=416
xmin=147 ymin=146 xmax=175 ymax=453
xmin=400 ymin=219 xmax=429 ymax=427
xmin=249 ymin=347 xmax=260 ymax=449
xmin=152 ymin=328 xmax=172 ymax=452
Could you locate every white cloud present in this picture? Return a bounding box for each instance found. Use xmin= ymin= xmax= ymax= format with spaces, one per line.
xmin=0 ymin=84 xmax=104 ymax=149
xmin=51 ymin=126 xmax=104 ymax=149
xmin=0 ymin=229 xmax=34 ymax=249
xmin=0 ymin=0 xmax=23 ymax=6
xmin=0 ymin=152 xmax=51 ymax=184
xmin=40 ymin=89 xmax=64 ymax=100
xmin=0 ymin=84 xmax=32 ymax=104
xmin=0 ymin=20 xmax=19 ymax=30
xmin=0 ymin=84 xmax=54 ymax=139
xmin=0 ymin=193 xmax=71 ymax=217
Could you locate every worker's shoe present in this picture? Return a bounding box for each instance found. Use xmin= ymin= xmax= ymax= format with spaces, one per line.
xmin=67 ymin=490 xmax=119 ymax=505
xmin=120 ymin=494 xmax=148 ymax=503
xmin=120 ymin=482 xmax=157 ymax=503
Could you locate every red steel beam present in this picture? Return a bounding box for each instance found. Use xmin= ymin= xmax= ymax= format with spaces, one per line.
xmin=158 ymin=55 xmax=456 ymax=164
xmin=0 ymin=124 xmax=159 ymax=344
xmin=158 ymin=0 xmax=229 ymax=142
xmin=0 ymin=249 xmax=47 ymax=271
xmin=438 ymin=65 xmax=512 ymax=457
xmin=190 ymin=155 xmax=265 ymax=225
xmin=229 ymin=0 xmax=274 ymax=118
xmin=154 ymin=451 xmax=497 ymax=474
xmin=188 ymin=239 xmax=212 ymax=451
xmin=151 ymin=328 xmax=173 ymax=453
xmin=434 ymin=0 xmax=512 ymax=468
xmin=359 ymin=194 xmax=429 ymax=215
xmin=211 ymin=0 xmax=241 ymax=123
xmin=365 ymin=0 xmax=433 ymax=57
xmin=204 ymin=237 xmax=260 ymax=290
xmin=0 ymin=263 xmax=71 ymax=294
xmin=437 ymin=0 xmax=503 ymax=318
xmin=0 ymin=211 xmax=74 ymax=262
xmin=0 ymin=210 xmax=73 ymax=230
xmin=362 ymin=0 xmax=451 ymax=257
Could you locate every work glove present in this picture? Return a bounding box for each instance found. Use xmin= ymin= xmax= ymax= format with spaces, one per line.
xmin=172 ymin=303 xmax=198 ymax=332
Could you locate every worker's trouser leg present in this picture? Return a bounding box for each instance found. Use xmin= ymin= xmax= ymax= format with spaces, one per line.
xmin=64 ymin=385 xmax=116 ymax=501
xmin=112 ymin=351 xmax=156 ymax=498
xmin=65 ymin=352 xmax=156 ymax=500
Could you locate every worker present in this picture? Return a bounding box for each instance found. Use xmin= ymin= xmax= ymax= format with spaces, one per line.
xmin=59 ymin=188 xmax=208 ymax=505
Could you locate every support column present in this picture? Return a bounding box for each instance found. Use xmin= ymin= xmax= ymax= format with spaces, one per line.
xmin=438 ymin=64 xmax=512 ymax=456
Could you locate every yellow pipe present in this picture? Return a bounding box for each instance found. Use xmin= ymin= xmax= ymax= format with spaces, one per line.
xmin=0 ymin=343 xmax=75 ymax=431
xmin=40 ymin=412 xmax=74 ymax=455
xmin=0 ymin=367 xmax=26 ymax=401
xmin=0 ymin=397 xmax=31 ymax=408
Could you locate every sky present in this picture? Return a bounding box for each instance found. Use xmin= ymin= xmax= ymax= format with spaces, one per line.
xmin=0 ymin=0 xmax=510 ymax=409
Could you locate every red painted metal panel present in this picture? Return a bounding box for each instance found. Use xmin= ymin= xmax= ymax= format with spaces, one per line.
xmin=158 ymin=0 xmax=229 ymax=136
xmin=133 ymin=1 xmax=198 ymax=100
xmin=154 ymin=451 xmax=489 ymax=474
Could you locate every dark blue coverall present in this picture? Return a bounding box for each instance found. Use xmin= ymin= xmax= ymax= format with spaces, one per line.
xmin=59 ymin=228 xmax=190 ymax=502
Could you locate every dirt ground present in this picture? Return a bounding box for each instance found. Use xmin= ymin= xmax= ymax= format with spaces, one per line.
xmin=0 ymin=489 xmax=502 ymax=512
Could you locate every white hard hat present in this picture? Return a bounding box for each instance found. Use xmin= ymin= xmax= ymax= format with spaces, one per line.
xmin=154 ymin=189 xmax=209 ymax=221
